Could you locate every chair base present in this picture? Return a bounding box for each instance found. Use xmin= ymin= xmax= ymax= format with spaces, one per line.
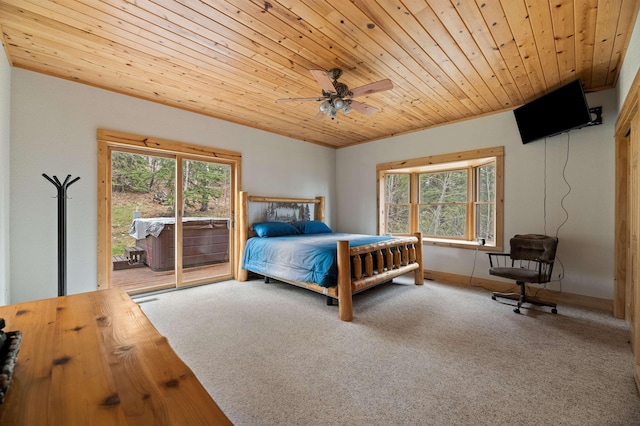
xmin=492 ymin=283 xmax=557 ymax=314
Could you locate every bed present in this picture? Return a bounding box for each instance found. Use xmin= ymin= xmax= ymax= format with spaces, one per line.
xmin=237 ymin=192 xmax=423 ymax=321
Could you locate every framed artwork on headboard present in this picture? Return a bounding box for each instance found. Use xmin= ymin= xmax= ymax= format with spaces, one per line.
xmin=249 ymin=200 xmax=315 ymax=224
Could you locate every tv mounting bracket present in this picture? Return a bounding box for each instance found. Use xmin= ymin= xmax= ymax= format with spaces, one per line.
xmin=587 ymin=106 xmax=603 ymax=126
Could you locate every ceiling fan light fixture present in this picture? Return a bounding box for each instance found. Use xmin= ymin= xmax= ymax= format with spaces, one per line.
xmin=319 ymin=100 xmax=331 ymax=113
xmin=288 ymin=68 xmax=391 ymax=119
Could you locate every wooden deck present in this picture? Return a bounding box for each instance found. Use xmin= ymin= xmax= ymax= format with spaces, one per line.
xmin=111 ymin=262 xmax=231 ymax=293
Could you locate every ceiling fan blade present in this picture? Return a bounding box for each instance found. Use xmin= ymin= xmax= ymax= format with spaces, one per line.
xmin=310 ymin=69 xmax=336 ymax=93
xmin=349 ymin=79 xmax=393 ymax=98
xmin=350 ymin=100 xmax=379 ymax=115
xmin=277 ymin=97 xmax=323 ymax=102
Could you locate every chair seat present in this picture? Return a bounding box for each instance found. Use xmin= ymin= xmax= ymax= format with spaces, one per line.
xmin=489 ymin=267 xmax=541 ymax=283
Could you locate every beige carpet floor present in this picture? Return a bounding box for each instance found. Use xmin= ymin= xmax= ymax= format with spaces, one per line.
xmin=138 ymin=276 xmax=640 ymax=425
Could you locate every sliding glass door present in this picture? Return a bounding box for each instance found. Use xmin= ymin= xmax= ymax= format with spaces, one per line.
xmin=98 ymin=130 xmax=240 ymax=294
xmin=111 ymin=151 xmax=177 ymax=292
xmin=178 ymin=158 xmax=232 ymax=288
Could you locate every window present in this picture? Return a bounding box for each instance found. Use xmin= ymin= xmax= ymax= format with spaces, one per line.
xmin=385 ymin=174 xmax=411 ymax=233
xmin=378 ymin=147 xmax=503 ymax=250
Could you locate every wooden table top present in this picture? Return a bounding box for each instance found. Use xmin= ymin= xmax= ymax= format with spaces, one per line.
xmin=0 ymin=288 xmax=232 ymax=425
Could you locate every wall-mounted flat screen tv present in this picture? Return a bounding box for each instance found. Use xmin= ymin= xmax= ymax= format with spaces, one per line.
xmin=513 ymin=79 xmax=592 ymax=144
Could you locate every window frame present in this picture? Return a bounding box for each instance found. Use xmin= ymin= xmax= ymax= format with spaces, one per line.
xmin=377 ymin=147 xmax=504 ymax=251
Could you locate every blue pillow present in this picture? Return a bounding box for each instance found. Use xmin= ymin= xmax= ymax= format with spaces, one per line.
xmin=253 ymin=221 xmax=301 ymax=238
xmin=292 ymin=220 xmax=332 ymax=234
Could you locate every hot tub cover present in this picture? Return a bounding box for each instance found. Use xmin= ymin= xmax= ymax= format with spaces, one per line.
xmin=129 ymin=217 xmax=228 ymax=239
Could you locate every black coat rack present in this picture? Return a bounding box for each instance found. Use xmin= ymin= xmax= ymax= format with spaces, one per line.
xmin=43 ymin=174 xmax=80 ymax=297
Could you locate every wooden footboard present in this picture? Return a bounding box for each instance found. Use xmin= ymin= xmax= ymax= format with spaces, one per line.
xmin=337 ymin=232 xmax=423 ymax=321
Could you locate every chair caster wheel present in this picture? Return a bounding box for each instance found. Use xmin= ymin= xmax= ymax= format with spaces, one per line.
xmin=551 ymin=308 xmax=558 ymax=314
xmin=513 ymin=308 xmax=520 ymax=314
xmin=491 ymin=295 xmax=497 ymax=300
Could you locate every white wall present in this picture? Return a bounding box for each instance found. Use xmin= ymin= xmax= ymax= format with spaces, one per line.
xmin=336 ymin=89 xmax=617 ymax=300
xmin=617 ymin=9 xmax=640 ymax=110
xmin=10 ymin=69 xmax=336 ymax=303
xmin=0 ymin=47 xmax=10 ymax=305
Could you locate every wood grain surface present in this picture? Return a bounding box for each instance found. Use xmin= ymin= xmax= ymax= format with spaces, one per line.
xmin=0 ymin=288 xmax=232 ymax=425
xmin=0 ymin=0 xmax=636 ymax=146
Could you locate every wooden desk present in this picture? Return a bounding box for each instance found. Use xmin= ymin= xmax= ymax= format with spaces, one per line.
xmin=0 ymin=288 xmax=232 ymax=425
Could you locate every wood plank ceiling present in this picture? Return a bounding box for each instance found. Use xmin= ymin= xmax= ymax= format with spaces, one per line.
xmin=0 ymin=0 xmax=638 ymax=148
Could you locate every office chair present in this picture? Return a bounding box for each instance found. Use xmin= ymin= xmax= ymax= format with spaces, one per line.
xmin=488 ymin=234 xmax=558 ymax=314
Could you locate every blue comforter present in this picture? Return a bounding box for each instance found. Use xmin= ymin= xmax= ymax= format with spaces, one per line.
xmin=242 ymin=233 xmax=394 ymax=287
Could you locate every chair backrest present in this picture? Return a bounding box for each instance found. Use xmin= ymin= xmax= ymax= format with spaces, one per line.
xmin=509 ymin=234 xmax=558 ymax=263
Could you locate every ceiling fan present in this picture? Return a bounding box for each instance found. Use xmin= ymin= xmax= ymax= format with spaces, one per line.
xmin=277 ymin=68 xmax=393 ymax=120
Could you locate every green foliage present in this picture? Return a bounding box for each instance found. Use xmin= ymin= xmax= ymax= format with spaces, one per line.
xmin=476 ymin=163 xmax=496 ymax=240
xmin=111 ymin=203 xmax=134 ymax=255
xmin=110 ymin=152 xmax=231 ymax=256
xmin=420 ymin=170 xmax=468 ymax=203
xmin=420 ymin=204 xmax=467 ymax=237
xmin=183 ymin=160 xmax=230 ymax=213
xmin=385 ymin=174 xmax=409 ymax=203
xmin=111 ymin=152 xmax=230 ymax=216
xmin=386 ymin=204 xmax=410 ymax=233
xmin=111 ymin=152 xmax=153 ymax=193
xmin=477 ymin=163 xmax=495 ymax=202
xmin=418 ymin=170 xmax=468 ymax=237
xmin=476 ymin=203 xmax=494 ymax=240
xmin=385 ymin=174 xmax=410 ymax=232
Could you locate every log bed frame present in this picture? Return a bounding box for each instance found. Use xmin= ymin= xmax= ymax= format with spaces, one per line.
xmin=237 ymin=191 xmax=424 ymax=321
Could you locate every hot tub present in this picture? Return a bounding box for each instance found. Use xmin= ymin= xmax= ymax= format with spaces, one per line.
xmin=130 ymin=217 xmax=229 ymax=271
